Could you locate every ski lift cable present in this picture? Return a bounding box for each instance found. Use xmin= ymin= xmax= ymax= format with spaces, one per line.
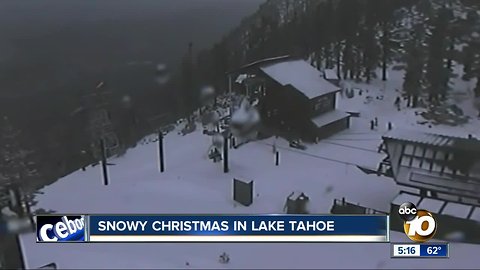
xmin=254 ymin=141 xmax=362 ymax=167
xmin=323 ymin=138 xmax=381 ymax=141
xmin=316 ymin=141 xmax=379 ymax=153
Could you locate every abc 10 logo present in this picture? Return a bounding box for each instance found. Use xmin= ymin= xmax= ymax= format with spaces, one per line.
xmin=398 ymin=202 xmax=437 ymax=243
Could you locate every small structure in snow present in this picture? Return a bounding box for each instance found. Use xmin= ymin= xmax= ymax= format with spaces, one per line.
xmin=233 ymin=178 xmax=253 ymax=207
xmin=284 ymin=191 xmax=309 ymax=214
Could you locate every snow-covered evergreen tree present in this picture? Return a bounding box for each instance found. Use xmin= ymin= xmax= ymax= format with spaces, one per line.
xmin=401 ymin=2 xmax=429 ymax=107
xmin=0 ymin=116 xmax=39 ymax=216
xmin=0 ymin=116 xmax=37 ymax=189
xmin=425 ymin=6 xmax=453 ymax=102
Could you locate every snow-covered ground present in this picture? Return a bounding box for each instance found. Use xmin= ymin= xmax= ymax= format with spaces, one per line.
xmin=19 ymin=68 xmax=480 ymax=269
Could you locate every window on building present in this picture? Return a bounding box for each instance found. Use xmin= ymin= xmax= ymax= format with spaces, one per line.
xmin=444 ymin=165 xmax=453 ymax=175
xmin=436 ymin=151 xmax=446 ymax=161
xmin=432 ymin=162 xmax=443 ymax=173
xmin=425 ymin=149 xmax=434 ymax=159
xmin=411 ymin=157 xmax=422 ymax=168
xmin=421 ymin=158 xmax=431 ymax=170
xmin=404 ymin=144 xmax=415 ymax=155
xmin=401 ymin=155 xmax=411 ymax=166
xmin=414 ymin=146 xmax=424 ymax=157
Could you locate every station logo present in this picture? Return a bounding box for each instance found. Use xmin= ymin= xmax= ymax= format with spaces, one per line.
xmin=398 ymin=202 xmax=437 ymax=243
xmin=36 ymin=215 xmax=85 ymax=242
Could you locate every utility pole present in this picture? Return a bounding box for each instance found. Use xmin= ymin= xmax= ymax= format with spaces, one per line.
xmin=158 ymin=131 xmax=165 ymax=173
xmin=228 ymin=75 xmax=233 ymax=117
xmin=223 ymin=136 xmax=229 ymax=173
xmin=100 ymin=139 xmax=109 ymax=185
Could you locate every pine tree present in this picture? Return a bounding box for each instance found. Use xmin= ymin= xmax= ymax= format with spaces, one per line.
xmin=398 ymin=0 xmax=433 ymax=107
xmin=469 ymin=36 xmax=480 ymax=97
xmin=460 ymin=9 xmax=480 ymax=83
xmin=313 ymin=0 xmax=335 ymax=69
xmin=377 ymin=0 xmax=411 ymax=81
xmin=181 ymin=42 xmax=196 ymax=117
xmin=337 ymin=0 xmax=361 ymax=79
xmin=362 ymin=1 xmax=381 ymax=83
xmin=0 ymin=116 xmax=38 ymax=193
xmin=425 ymin=7 xmax=452 ymax=103
xmin=462 ymin=44 xmax=476 ymax=81
xmin=403 ymin=39 xmax=425 ymax=108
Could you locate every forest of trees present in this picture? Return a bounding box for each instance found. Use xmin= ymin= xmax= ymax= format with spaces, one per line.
xmin=185 ymin=0 xmax=480 ymax=111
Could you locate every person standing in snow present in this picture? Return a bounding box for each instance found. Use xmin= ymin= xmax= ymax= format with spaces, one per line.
xmin=374 ymin=117 xmax=378 ymax=127
xmin=394 ymin=96 xmax=401 ymax=111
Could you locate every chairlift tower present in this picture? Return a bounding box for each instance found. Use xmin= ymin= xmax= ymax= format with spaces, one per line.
xmin=83 ymin=82 xmax=119 ymax=159
xmin=83 ymin=82 xmax=119 ymax=185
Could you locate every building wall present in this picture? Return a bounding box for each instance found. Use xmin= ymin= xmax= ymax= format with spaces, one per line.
xmin=259 ymin=75 xmax=309 ymax=130
xmin=306 ymin=117 xmax=349 ymax=141
xmin=384 ymin=140 xmax=404 ymax=178
xmin=310 ymin=93 xmax=336 ymax=116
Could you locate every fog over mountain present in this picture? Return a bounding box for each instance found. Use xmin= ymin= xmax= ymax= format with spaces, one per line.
xmin=0 ymin=0 xmax=265 ymax=188
xmin=0 ymin=0 xmax=264 ymax=97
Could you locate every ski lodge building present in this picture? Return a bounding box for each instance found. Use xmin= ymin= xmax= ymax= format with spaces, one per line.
xmin=228 ymin=56 xmax=350 ymax=141
xmin=383 ymin=129 xmax=480 ymax=243
xmin=331 ymin=128 xmax=480 ymax=243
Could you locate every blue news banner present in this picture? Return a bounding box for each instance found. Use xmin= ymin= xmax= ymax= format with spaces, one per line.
xmin=35 ymin=214 xmax=389 ymax=243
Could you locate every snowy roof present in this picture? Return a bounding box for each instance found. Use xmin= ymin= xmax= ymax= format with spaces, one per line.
xmin=227 ymin=55 xmax=291 ymax=74
xmin=469 ymin=207 xmax=480 ymax=223
xmin=311 ymin=110 xmax=350 ymax=128
xmin=391 ymin=192 xmax=422 ymax=206
xmin=383 ymin=129 xmax=480 ymax=152
xmin=260 ymin=60 xmax=341 ymax=99
xmin=417 ymin=197 xmax=445 ymax=213
xmin=288 ymin=191 xmax=309 ymax=200
xmin=323 ymin=69 xmax=339 ymax=80
xmin=442 ymin=202 xmax=473 ymax=219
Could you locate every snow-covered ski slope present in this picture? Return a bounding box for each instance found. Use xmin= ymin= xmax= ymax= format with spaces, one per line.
xmin=20 ymin=69 xmax=480 ymax=269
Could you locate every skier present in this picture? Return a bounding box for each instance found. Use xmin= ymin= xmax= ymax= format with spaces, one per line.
xmin=394 ymin=96 xmax=401 ymax=111
xmin=370 ymin=120 xmax=375 ymax=130
xmin=374 ymin=117 xmax=378 ymax=127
